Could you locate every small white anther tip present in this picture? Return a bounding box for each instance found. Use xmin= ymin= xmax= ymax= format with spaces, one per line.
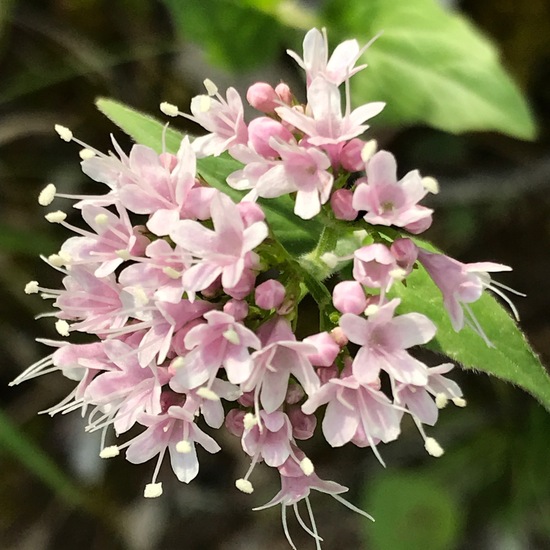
xmin=47 ymin=254 xmax=65 ymax=267
xmin=425 ymin=437 xmax=444 ymax=457
xmin=99 ymin=445 xmax=120 ymax=459
xmin=25 ymin=281 xmax=39 ymax=294
xmin=196 ymin=387 xmax=220 ymax=401
xmin=79 ymin=148 xmax=96 ymax=160
xmin=422 ymin=176 xmax=439 ymax=194
xmin=171 ymin=357 xmax=185 ymax=370
xmin=162 ymin=266 xmax=181 ymax=279
xmin=300 ymin=457 xmax=314 ymax=476
xmin=45 ymin=210 xmax=67 ymax=223
xmin=38 ymin=183 xmax=57 ymax=206
xmin=203 ymin=78 xmax=218 ymax=96
xmin=235 ymin=478 xmax=254 ymax=494
xmin=144 ymin=482 xmax=163 ymax=498
xmin=115 ymin=249 xmax=131 ymax=260
xmin=364 ymin=304 xmax=379 ymax=316
xmin=243 ymin=412 xmax=258 ymax=430
xmin=361 ymin=139 xmax=378 ymax=163
xmin=223 ymin=328 xmax=240 ymax=345
xmin=435 ymin=393 xmax=449 ymax=409
xmin=54 ymin=124 xmax=73 ymax=142
xmin=452 ymin=397 xmax=467 ymax=408
xmin=55 ymin=319 xmax=70 ymax=337
xmin=176 ymin=440 xmax=192 ymax=454
xmin=160 ymin=102 xmax=179 ymax=117
xmin=94 ymin=213 xmax=109 ymax=225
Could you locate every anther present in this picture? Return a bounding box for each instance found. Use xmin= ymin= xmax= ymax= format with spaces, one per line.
xmin=364 ymin=304 xmax=379 ymax=316
xmin=79 ymin=148 xmax=96 ymax=160
xmin=38 ymin=184 xmax=57 ymax=206
xmin=25 ymin=281 xmax=39 ymax=294
xmin=361 ymin=139 xmax=378 ymax=163
xmin=160 ymin=102 xmax=179 ymax=117
xmin=435 ymin=393 xmax=448 ymax=409
xmin=243 ymin=412 xmax=258 ymax=430
xmin=300 ymin=457 xmax=314 ymax=476
xmin=198 ymin=95 xmax=211 ymax=113
xmin=425 ymin=437 xmax=444 ymax=457
xmin=223 ymin=328 xmax=240 ymax=345
xmin=203 ymin=79 xmax=218 ymax=96
xmin=99 ymin=445 xmax=120 ymax=458
xmin=235 ymin=478 xmax=254 ymax=494
xmin=54 ymin=124 xmax=73 ymax=142
xmin=45 ymin=210 xmax=67 ymax=223
xmin=171 ymin=357 xmax=185 ymax=370
xmin=422 ymin=176 xmax=439 ymax=194
xmin=116 ymin=249 xmax=131 ymax=260
xmin=144 ymin=482 xmax=163 ymax=498
xmin=55 ymin=320 xmax=70 ymax=337
xmin=163 ymin=266 xmax=181 ymax=279
xmin=94 ymin=213 xmax=109 ymax=225
xmin=389 ymin=267 xmax=407 ymax=281
xmin=197 ymin=387 xmax=220 ymax=401
xmin=452 ymin=397 xmax=467 ymax=407
xmin=176 ymin=440 xmax=192 ymax=453
xmin=48 ymin=254 xmax=65 ymax=267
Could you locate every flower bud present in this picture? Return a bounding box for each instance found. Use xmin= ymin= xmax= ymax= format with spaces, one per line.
xmin=274 ymin=82 xmax=292 ymax=105
xmin=223 ymin=299 xmax=249 ymax=320
xmin=225 ymin=409 xmax=246 ymax=437
xmin=237 ymin=201 xmax=265 ymax=226
xmin=247 ymin=82 xmax=279 ymax=113
xmin=248 ymin=117 xmax=293 ymax=158
xmin=225 ymin=269 xmax=256 ymax=300
xmin=285 ymin=383 xmax=305 ymax=405
xmin=332 ymin=281 xmax=367 ymax=314
xmin=340 ymin=138 xmax=365 ymax=172
xmin=330 ymin=188 xmax=358 ymax=221
xmin=390 ymin=238 xmax=418 ymax=274
xmin=255 ymin=279 xmax=286 ymax=310
xmin=317 ymin=364 xmax=339 ymax=384
xmin=287 ymin=406 xmax=317 ymax=440
xmin=304 ymin=332 xmax=340 ymax=366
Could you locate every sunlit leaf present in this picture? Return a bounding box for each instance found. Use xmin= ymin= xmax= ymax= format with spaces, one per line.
xmin=323 ymin=0 xmax=536 ymax=139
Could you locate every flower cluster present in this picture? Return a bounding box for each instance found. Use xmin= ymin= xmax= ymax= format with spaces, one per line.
xmin=16 ymin=28 xmax=519 ymax=549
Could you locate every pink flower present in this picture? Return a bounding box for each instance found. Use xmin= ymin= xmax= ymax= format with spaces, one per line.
xmin=170 ymin=192 xmax=268 ymax=292
xmin=286 ymin=27 xmax=368 ymax=87
xmin=302 ymin=375 xmax=401 ymax=463
xmin=276 ymin=77 xmax=384 ymax=147
xmin=170 ymin=310 xmax=261 ymax=390
xmin=242 ymin=317 xmax=320 ymax=414
xmin=255 ymin=279 xmax=286 ymax=310
xmin=353 ymin=243 xmax=397 ymax=290
xmin=352 ymin=150 xmax=433 ymax=233
xmin=339 ymin=299 xmax=436 ymax=386
xmin=187 ymin=85 xmax=248 ymax=157
xmin=418 ymin=248 xmax=515 ymax=337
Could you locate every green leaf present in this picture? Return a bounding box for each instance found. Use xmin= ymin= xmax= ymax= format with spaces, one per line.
xmin=364 ymin=472 xmax=463 ymax=550
xmin=95 ymin=97 xmax=183 ymax=152
xmin=391 ymin=260 xmax=550 ymax=411
xmin=163 ymin=0 xmax=285 ymax=71
xmin=323 ymin=0 xmax=537 ymax=139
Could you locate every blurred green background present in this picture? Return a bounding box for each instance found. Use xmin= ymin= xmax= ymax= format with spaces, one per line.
xmin=1 ymin=1 xmax=550 ymax=548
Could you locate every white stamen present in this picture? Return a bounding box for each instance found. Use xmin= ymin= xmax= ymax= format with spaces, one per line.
xmin=196 ymin=387 xmax=220 ymax=401
xmin=47 ymin=254 xmax=65 ymax=267
xmin=99 ymin=445 xmax=120 ymax=458
xmin=58 ymin=251 xmax=72 ymax=264
xmin=435 ymin=393 xmax=448 ymax=409
xmin=425 ymin=437 xmax=444 ymax=457
xmin=203 ymin=79 xmax=218 ymax=96
xmin=198 ymin=95 xmax=211 ymax=112
xmin=171 ymin=356 xmax=185 ymax=370
xmin=116 ymin=249 xmax=131 ymax=260
xmin=389 ymin=267 xmax=407 ymax=280
xmin=223 ymin=328 xmax=240 ymax=345
xmin=320 ymin=252 xmax=338 ymax=269
xmin=45 ymin=210 xmax=67 ymax=223
xmin=94 ymin=213 xmax=109 ymax=225
xmin=79 ymin=148 xmax=96 ymax=160
xmin=422 ymin=176 xmax=439 ymax=194
xmin=235 ymin=478 xmax=254 ymax=494
xmin=361 ymin=139 xmax=378 ymax=163
xmin=364 ymin=304 xmax=379 ymax=316
xmin=300 ymin=457 xmax=314 ymax=476
xmin=162 ymin=266 xmax=181 ymax=279
xmin=38 ymin=183 xmax=57 ymax=206
xmin=25 ymin=281 xmax=39 ymax=294
xmin=176 ymin=440 xmax=192 ymax=453
xmin=54 ymin=124 xmax=73 ymax=142
xmin=55 ymin=320 xmax=70 ymax=337
xmin=144 ymin=482 xmax=163 ymax=498
xmin=452 ymin=397 xmax=467 ymax=407
xmin=160 ymin=102 xmax=179 ymax=117
xmin=243 ymin=412 xmax=258 ymax=430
